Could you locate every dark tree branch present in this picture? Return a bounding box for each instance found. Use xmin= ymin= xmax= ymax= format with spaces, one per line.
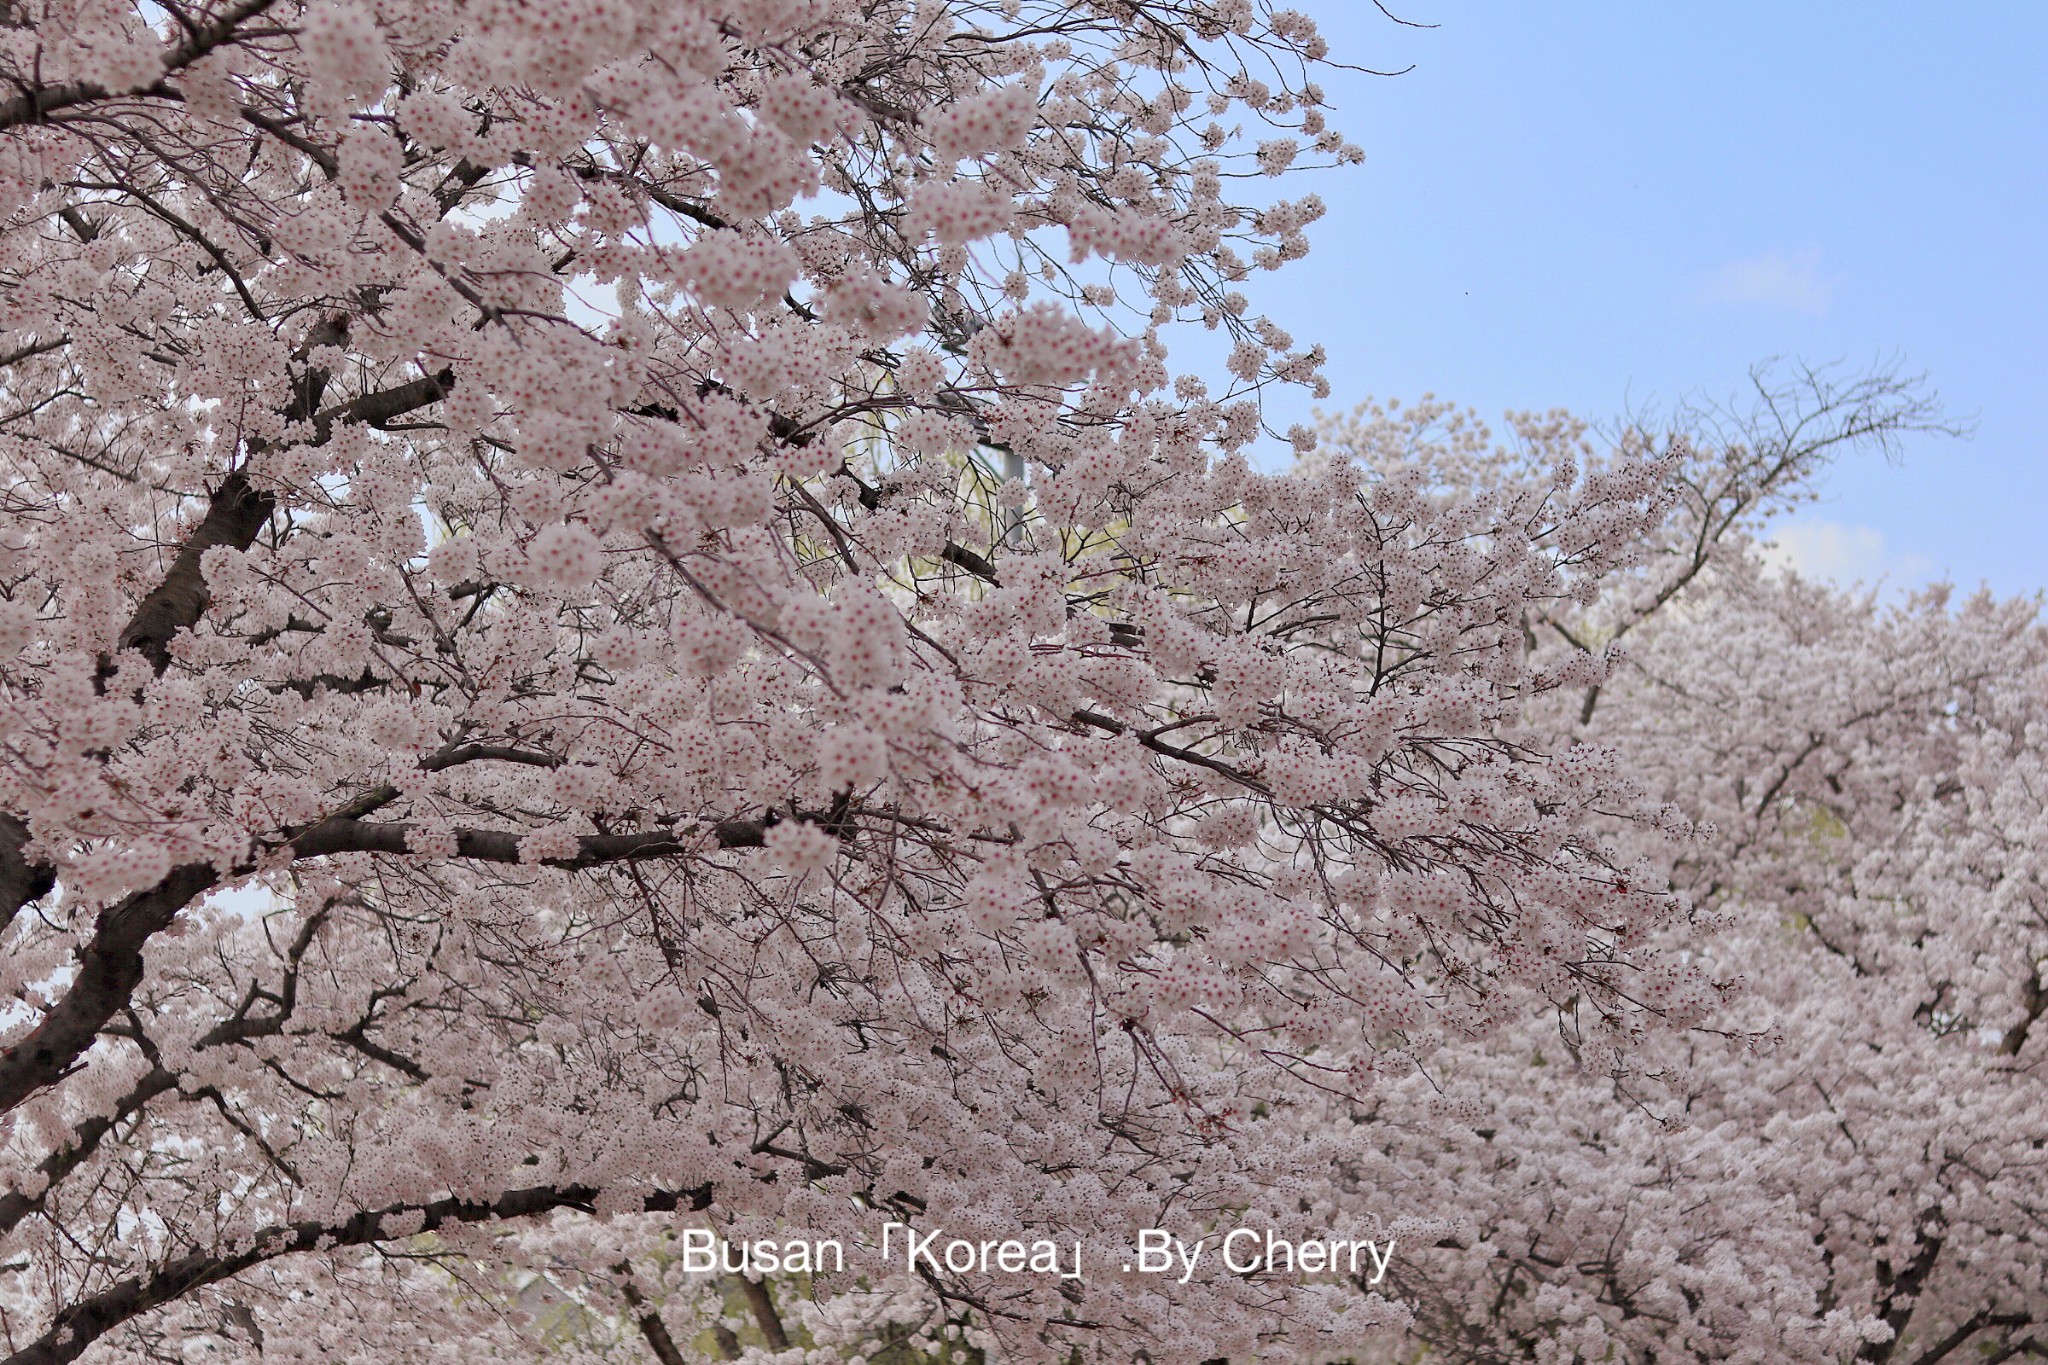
xmin=736 ymin=1275 xmax=790 ymax=1351
xmin=310 ymin=368 xmax=454 ymax=440
xmin=1999 ymin=974 xmax=2046 ymax=1058
xmin=0 ymin=812 xmax=55 ymax=932
xmin=0 ymin=795 xmax=850 ymax=1122
xmin=2 ymin=1181 xmax=713 ymax=1365
xmin=0 ymin=0 xmax=281 ymax=130
xmin=282 ymin=810 xmax=822 ymax=865
xmin=0 ymin=334 xmax=69 ymax=368
xmin=0 ymin=863 xmax=218 ymax=1116
xmin=1862 ymin=1219 xmax=1947 ymax=1365
xmin=0 ymin=1065 xmax=177 ymax=1238
xmin=111 ymin=470 xmax=275 ymax=678
xmin=615 ymin=1265 xmax=689 ymax=1365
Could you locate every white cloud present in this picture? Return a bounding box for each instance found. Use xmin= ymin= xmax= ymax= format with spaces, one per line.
xmin=1698 ymin=248 xmax=1832 ymax=315
xmin=1761 ymin=520 xmax=1935 ymax=587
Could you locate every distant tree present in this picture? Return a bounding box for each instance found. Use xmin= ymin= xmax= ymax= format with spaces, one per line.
xmin=1324 ymin=378 xmax=2048 ymax=1365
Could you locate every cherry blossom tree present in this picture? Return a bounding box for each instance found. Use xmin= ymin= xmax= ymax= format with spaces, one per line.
xmin=1329 ymin=380 xmax=2048 ymax=1365
xmin=0 ymin=0 xmax=1737 ymax=1361
xmin=1368 ymin=570 xmax=2048 ymax=1365
xmin=6 ymin=0 xmax=2022 ymax=1355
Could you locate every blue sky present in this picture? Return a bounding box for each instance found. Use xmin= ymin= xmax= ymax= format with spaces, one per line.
xmin=1237 ymin=4 xmax=2046 ymax=595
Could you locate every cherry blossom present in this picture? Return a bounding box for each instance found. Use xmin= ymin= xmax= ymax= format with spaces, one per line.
xmin=0 ymin=0 xmax=2013 ymax=1358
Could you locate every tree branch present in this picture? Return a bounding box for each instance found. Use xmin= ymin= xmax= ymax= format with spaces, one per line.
xmin=0 ymin=795 xmax=851 ymax=1122
xmin=736 ymin=1275 xmax=790 ymax=1351
xmin=1999 ymin=973 xmax=2045 ymax=1058
xmin=0 ymin=812 xmax=55 ymax=933
xmin=0 ymin=863 xmax=217 ymax=1116
xmin=2 ymin=1181 xmax=713 ymax=1365
xmin=616 ymin=1265 xmax=689 ymax=1365
xmin=0 ymin=0 xmax=281 ymax=130
xmin=110 ymin=470 xmax=275 ymax=678
xmin=0 ymin=1065 xmax=177 ymax=1238
xmin=282 ymin=810 xmax=825 ymax=865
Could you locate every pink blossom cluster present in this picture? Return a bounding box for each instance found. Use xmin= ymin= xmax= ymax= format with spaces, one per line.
xmin=0 ymin=0 xmax=2006 ymax=1360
